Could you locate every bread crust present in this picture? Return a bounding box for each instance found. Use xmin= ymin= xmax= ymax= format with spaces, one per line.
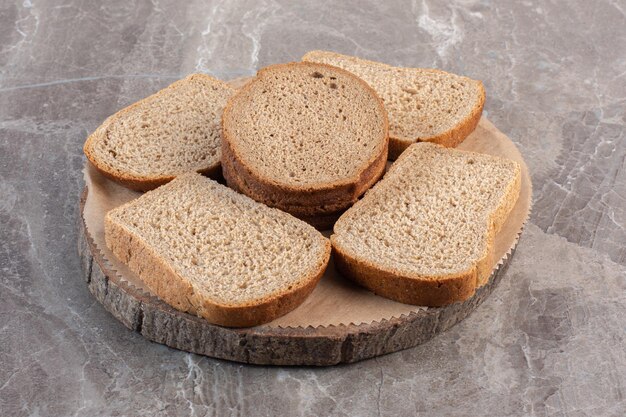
xmin=83 ymin=74 xmax=234 ymax=192
xmin=223 ymin=155 xmax=343 ymax=230
xmin=330 ymin=144 xmax=521 ymax=307
xmin=221 ymin=62 xmax=389 ymax=216
xmin=222 ymin=139 xmax=387 ymax=211
xmin=302 ymin=51 xmax=485 ymax=160
xmin=221 ymin=138 xmax=384 ymax=215
xmin=105 ymin=210 xmax=331 ymax=327
xmin=388 ymin=82 xmax=485 ymax=160
xmin=332 ymin=244 xmax=478 ymax=306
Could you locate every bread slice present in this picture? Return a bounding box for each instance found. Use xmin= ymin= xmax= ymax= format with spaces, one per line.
xmin=221 ymin=62 xmax=389 ymax=222
xmin=302 ymin=51 xmax=485 ymax=160
xmin=84 ymin=74 xmax=235 ymax=191
xmin=105 ymin=173 xmax=331 ymax=327
xmin=331 ymin=143 xmax=521 ymax=306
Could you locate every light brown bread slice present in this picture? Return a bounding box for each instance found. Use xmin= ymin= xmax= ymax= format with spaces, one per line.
xmin=84 ymin=74 xmax=235 ymax=191
xmin=105 ymin=173 xmax=331 ymax=327
xmin=331 ymin=143 xmax=521 ymax=306
xmin=302 ymin=51 xmax=485 ymax=159
xmin=221 ymin=62 xmax=389 ymax=220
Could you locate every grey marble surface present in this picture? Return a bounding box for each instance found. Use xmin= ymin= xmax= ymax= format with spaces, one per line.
xmin=0 ymin=0 xmax=624 ymax=415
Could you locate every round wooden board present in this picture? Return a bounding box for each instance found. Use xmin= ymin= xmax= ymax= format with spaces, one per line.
xmin=78 ymin=199 xmax=517 ymax=366
xmin=78 ymin=115 xmax=531 ymax=366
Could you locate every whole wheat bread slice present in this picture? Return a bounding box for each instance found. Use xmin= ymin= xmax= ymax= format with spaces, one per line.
xmin=331 ymin=143 xmax=521 ymax=306
xmin=85 ymin=74 xmax=235 ymax=191
xmin=302 ymin=51 xmax=485 ymax=159
xmin=105 ymin=173 xmax=330 ymax=327
xmin=221 ymin=62 xmax=389 ymax=221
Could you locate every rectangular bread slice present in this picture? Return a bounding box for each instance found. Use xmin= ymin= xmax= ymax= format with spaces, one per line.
xmin=331 ymin=143 xmax=521 ymax=306
xmin=302 ymin=51 xmax=485 ymax=159
xmin=84 ymin=74 xmax=235 ymax=191
xmin=105 ymin=173 xmax=330 ymax=327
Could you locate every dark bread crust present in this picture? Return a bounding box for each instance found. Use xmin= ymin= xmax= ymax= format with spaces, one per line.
xmin=331 ymin=220 xmax=496 ymax=306
xmin=83 ymin=74 xmax=233 ymax=192
xmin=222 ymin=138 xmax=387 ymax=211
xmin=331 ymin=222 xmax=496 ymax=306
xmin=388 ymin=83 xmax=485 ymax=160
xmin=88 ymin=161 xmax=221 ymax=192
xmin=222 ymin=154 xmax=344 ymax=230
xmin=221 ymin=62 xmax=389 ymax=218
xmin=332 ymin=244 xmax=478 ymax=306
xmin=221 ymin=135 xmax=386 ymax=225
xmin=105 ymin=204 xmax=331 ymax=328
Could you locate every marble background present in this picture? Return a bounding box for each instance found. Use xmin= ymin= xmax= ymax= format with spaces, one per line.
xmin=1 ymin=0 xmax=624 ymax=416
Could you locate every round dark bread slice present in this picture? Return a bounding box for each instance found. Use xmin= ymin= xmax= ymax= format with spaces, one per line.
xmin=221 ymin=62 xmax=389 ymax=217
xmin=84 ymin=74 xmax=235 ymax=191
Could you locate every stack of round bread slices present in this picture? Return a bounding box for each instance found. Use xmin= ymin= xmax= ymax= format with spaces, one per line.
xmin=221 ymin=62 xmax=389 ymax=229
xmin=85 ymin=52 xmax=520 ymax=328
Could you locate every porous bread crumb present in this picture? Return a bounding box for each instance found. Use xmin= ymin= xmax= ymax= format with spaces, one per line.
xmin=222 ymin=62 xmax=388 ymax=188
xmin=303 ymin=51 xmax=485 ymax=158
xmin=105 ymin=173 xmax=330 ymax=326
xmin=332 ymin=143 xmax=521 ymax=305
xmin=85 ymin=74 xmax=234 ymax=188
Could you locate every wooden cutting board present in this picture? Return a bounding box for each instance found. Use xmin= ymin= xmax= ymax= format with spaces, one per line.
xmin=77 ymin=111 xmax=531 ymax=366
